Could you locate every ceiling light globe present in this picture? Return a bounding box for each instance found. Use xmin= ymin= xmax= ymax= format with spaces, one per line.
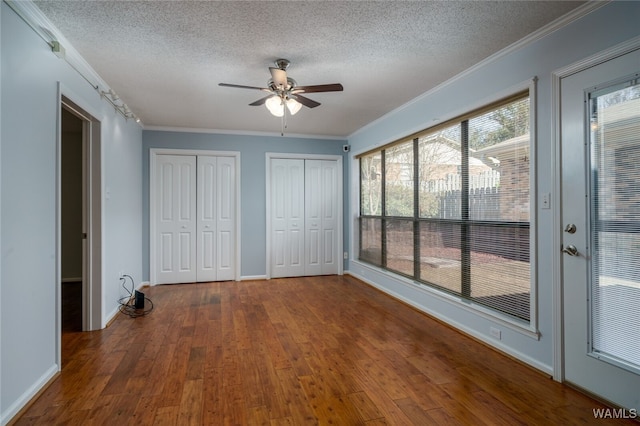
xmin=286 ymin=98 xmax=302 ymax=115
xmin=266 ymin=96 xmax=284 ymax=117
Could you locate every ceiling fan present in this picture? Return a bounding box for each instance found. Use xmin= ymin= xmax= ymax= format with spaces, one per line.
xmin=219 ymin=59 xmax=343 ymax=134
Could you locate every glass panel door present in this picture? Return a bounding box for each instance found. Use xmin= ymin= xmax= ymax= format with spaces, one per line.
xmin=561 ymin=47 xmax=640 ymax=412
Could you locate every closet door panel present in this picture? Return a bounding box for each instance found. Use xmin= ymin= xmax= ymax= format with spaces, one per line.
xmin=320 ymin=160 xmax=339 ymax=274
xmin=197 ymin=156 xmax=217 ymax=281
xmin=271 ymin=159 xmax=305 ymax=277
xmin=155 ymin=155 xmax=197 ymax=284
xmin=305 ymin=160 xmax=322 ymax=275
xmin=215 ymin=156 xmax=236 ymax=281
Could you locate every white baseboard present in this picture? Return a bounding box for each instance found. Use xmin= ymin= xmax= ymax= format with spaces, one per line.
xmin=104 ymin=304 xmax=121 ymax=328
xmin=1 ymin=364 xmax=59 ymax=426
xmin=240 ymin=275 xmax=268 ymax=281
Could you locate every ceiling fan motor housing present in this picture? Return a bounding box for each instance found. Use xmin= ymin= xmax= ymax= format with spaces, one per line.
xmin=274 ymin=58 xmax=290 ymax=70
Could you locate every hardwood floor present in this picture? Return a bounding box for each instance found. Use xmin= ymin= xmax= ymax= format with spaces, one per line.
xmin=13 ymin=275 xmax=634 ymax=425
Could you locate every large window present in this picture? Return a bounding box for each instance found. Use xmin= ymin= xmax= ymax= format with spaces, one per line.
xmin=359 ymin=93 xmax=532 ymax=322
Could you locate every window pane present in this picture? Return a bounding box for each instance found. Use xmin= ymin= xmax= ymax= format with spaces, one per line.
xmin=418 ymin=125 xmax=462 ymax=219
xmin=357 ymin=92 xmax=533 ymax=324
xmin=468 ymin=97 xmax=530 ymax=222
xmin=469 ymin=224 xmax=530 ymax=320
xmin=590 ymin=82 xmax=640 ymax=370
xmin=419 ymin=221 xmax=461 ymax=293
xmin=360 ymin=153 xmax=382 ymax=216
xmin=359 ymin=217 xmax=382 ymax=266
xmin=386 ymin=219 xmax=414 ymax=276
xmin=385 ymin=141 xmax=414 ymax=217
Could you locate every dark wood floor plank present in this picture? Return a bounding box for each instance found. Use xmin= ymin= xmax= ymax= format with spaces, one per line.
xmin=177 ymin=379 xmax=204 ymax=425
xmin=201 ymin=367 xmax=223 ymax=425
xmin=13 ymin=275 xmax=636 ymax=425
xmin=346 ymin=390 xmax=384 ymax=422
xmin=274 ymin=368 xmax=318 ymax=424
xmin=273 ymin=322 xmax=314 ymax=376
xmin=185 ymin=346 xmax=207 ymax=381
xmin=130 ymin=394 xmax=161 ymax=426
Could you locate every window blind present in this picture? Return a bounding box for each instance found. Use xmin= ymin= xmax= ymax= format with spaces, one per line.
xmin=590 ymin=80 xmax=640 ymax=371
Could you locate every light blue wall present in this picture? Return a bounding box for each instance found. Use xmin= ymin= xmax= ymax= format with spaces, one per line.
xmin=0 ymin=2 xmax=143 ymax=422
xmin=142 ymin=131 xmax=347 ymax=280
xmin=346 ymin=1 xmax=640 ymax=373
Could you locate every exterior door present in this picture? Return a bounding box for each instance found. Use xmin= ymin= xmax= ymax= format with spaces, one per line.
xmin=271 ymin=158 xmax=305 ymax=278
xmin=561 ymin=48 xmax=640 ymax=411
xmin=156 ymin=155 xmax=197 ymax=284
xmin=305 ymin=160 xmax=339 ymax=275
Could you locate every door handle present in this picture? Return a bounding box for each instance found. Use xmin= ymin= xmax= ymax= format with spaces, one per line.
xmin=562 ymin=244 xmax=579 ymax=257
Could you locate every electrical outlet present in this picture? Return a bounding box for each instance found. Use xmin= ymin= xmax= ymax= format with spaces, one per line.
xmin=490 ymin=327 xmax=502 ymax=340
xmin=343 ymin=251 xmax=348 ymax=260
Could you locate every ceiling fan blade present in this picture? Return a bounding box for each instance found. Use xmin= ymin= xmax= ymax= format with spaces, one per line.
xmin=292 ymin=83 xmax=344 ymax=93
xmin=292 ymin=94 xmax=321 ymax=108
xmin=269 ymin=67 xmax=288 ymax=89
xmin=219 ymin=83 xmax=270 ymax=91
xmin=249 ymin=95 xmax=273 ymax=106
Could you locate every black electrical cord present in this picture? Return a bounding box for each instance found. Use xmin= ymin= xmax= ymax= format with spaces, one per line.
xmin=118 ymin=274 xmax=154 ymax=318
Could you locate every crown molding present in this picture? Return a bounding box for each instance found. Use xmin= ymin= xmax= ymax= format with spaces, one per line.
xmin=143 ymin=125 xmax=348 ymax=141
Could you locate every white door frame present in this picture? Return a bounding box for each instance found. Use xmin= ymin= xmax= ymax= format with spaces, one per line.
xmin=57 ymin=86 xmax=103 ymax=368
xmin=265 ymin=153 xmax=344 ymax=279
xmin=149 ymin=148 xmax=241 ymax=284
xmin=551 ymin=35 xmax=640 ymax=382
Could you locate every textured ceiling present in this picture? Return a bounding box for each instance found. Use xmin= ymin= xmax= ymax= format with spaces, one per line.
xmin=33 ymin=1 xmax=586 ymax=137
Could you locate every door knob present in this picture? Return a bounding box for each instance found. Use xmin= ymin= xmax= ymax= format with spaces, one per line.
xmin=564 ymin=224 xmax=577 ymax=234
xmin=562 ymin=244 xmax=579 ymax=256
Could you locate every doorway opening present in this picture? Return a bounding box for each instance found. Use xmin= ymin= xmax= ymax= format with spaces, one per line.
xmin=58 ymin=94 xmax=103 ymax=358
xmin=61 ymin=107 xmax=84 ymax=332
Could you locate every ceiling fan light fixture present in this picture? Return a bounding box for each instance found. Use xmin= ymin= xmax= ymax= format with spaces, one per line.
xmin=286 ymin=98 xmax=302 ymax=115
xmin=265 ymin=95 xmax=284 ymax=117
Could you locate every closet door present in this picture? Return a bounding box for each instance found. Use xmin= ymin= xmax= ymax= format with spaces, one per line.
xmin=155 ymin=155 xmax=197 ymax=284
xmin=305 ymin=160 xmax=339 ymax=275
xmin=197 ymin=156 xmax=216 ymax=281
xmin=213 ymin=156 xmax=236 ymax=281
xmin=271 ymin=159 xmax=305 ymax=278
xmin=197 ymin=156 xmax=236 ymax=282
